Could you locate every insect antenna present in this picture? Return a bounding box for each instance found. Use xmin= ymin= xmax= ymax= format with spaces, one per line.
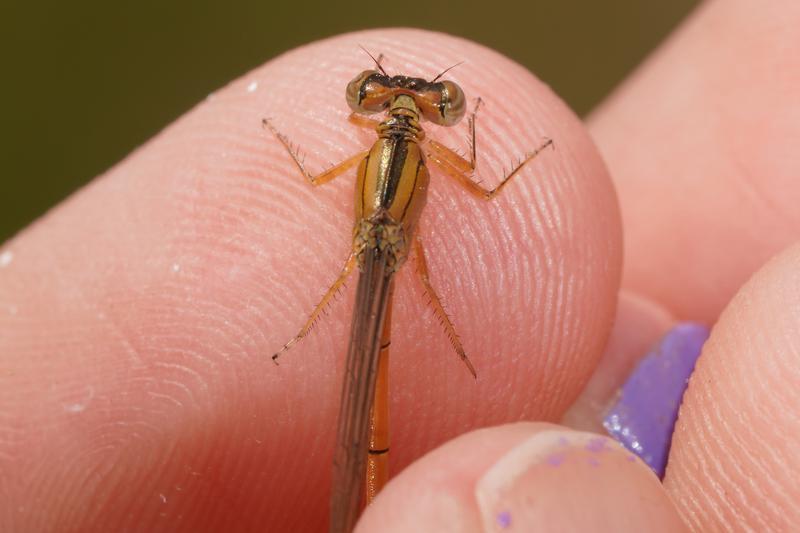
xmin=358 ymin=45 xmax=388 ymax=76
xmin=431 ymin=61 xmax=464 ymax=82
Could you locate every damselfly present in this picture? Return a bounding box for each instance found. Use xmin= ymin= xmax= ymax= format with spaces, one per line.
xmin=265 ymin=52 xmax=552 ymax=533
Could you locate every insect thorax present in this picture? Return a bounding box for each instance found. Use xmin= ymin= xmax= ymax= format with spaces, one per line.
xmin=353 ymin=211 xmax=408 ymax=274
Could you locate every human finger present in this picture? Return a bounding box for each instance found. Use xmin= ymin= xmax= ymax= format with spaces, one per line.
xmin=665 ymin=242 xmax=800 ymax=530
xmin=357 ymin=423 xmax=687 ymax=532
xmin=589 ymin=0 xmax=800 ymax=321
xmin=0 ymin=29 xmax=620 ymax=531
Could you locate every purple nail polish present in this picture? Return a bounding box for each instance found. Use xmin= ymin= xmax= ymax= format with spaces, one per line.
xmin=603 ymin=323 xmax=710 ymax=478
xmin=496 ymin=510 xmax=512 ymax=529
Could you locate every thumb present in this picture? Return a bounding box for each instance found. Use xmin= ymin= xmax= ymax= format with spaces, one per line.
xmin=357 ymin=423 xmax=687 ymax=532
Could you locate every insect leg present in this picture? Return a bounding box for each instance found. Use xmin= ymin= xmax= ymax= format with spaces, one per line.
xmin=426 ymin=98 xmax=553 ymax=200
xmin=272 ymin=252 xmax=357 ymax=363
xmin=427 ymin=97 xmax=483 ymax=174
xmin=347 ymin=113 xmax=381 ymax=130
xmin=412 ymin=238 xmax=476 ymax=378
xmin=263 ymin=118 xmax=367 ymax=186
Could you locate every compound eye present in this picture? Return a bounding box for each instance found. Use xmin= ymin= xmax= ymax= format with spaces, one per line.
xmin=345 ymin=70 xmax=393 ymax=114
xmin=416 ymin=80 xmax=466 ymax=126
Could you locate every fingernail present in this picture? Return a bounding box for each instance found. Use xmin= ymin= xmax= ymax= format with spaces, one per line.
xmin=475 ymin=430 xmax=656 ymax=531
xmin=603 ymin=322 xmax=710 ymax=478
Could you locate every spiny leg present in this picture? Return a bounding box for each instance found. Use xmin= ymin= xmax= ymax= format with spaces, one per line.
xmin=425 ymin=97 xmax=554 ymax=200
xmin=272 ymin=253 xmax=357 ymax=363
xmin=413 ymin=238 xmax=477 ymax=378
xmin=428 ymin=136 xmax=553 ymax=200
xmin=427 ymin=97 xmax=484 ymax=174
xmin=466 ymin=97 xmax=483 ymax=169
xmin=262 ymin=118 xmax=367 ymax=186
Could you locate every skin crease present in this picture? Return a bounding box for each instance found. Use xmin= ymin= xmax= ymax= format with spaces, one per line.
xmin=2 ymin=0 xmax=799 ymax=531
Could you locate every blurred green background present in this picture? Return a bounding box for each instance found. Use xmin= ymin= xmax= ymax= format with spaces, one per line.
xmin=1 ymin=0 xmax=698 ymax=242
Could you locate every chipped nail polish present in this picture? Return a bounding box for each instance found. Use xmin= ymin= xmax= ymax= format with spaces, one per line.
xmin=603 ymin=323 xmax=710 ymax=477
xmin=476 ymin=431 xmax=636 ymax=530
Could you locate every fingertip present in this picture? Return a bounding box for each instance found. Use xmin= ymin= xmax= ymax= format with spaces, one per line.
xmin=358 ymin=423 xmax=686 ymax=532
xmin=0 ymin=28 xmax=621 ymax=531
xmin=245 ymin=27 xmax=620 ymax=457
xmin=665 ymin=242 xmax=800 ymax=530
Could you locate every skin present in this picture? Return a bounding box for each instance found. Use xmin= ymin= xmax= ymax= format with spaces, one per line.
xmin=1 ymin=1 xmax=799 ymax=531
